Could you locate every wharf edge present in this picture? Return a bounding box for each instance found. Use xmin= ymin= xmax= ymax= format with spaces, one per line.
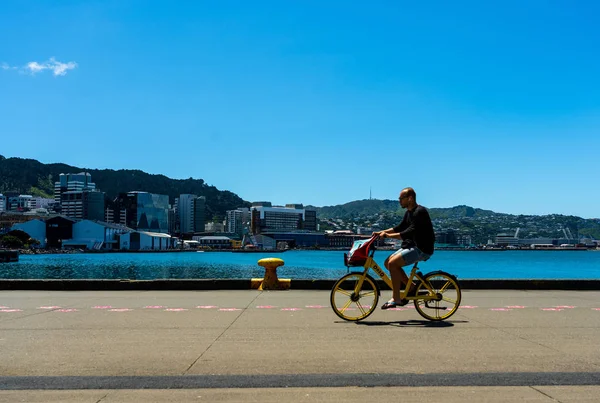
xmin=1 ymin=278 xmax=600 ymax=291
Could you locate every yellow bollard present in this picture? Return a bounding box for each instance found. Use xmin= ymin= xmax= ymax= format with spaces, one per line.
xmin=251 ymin=258 xmax=290 ymax=290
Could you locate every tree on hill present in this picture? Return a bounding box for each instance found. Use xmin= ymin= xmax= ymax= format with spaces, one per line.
xmin=0 ymin=155 xmax=250 ymax=220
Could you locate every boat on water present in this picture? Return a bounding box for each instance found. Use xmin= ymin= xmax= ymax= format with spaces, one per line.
xmin=0 ymin=250 xmax=19 ymax=263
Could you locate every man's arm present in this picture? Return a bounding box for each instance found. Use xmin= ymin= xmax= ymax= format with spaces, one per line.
xmin=380 ymin=231 xmax=402 ymax=240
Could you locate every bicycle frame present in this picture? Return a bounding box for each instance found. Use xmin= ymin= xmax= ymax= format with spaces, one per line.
xmin=357 ymin=256 xmax=439 ymax=301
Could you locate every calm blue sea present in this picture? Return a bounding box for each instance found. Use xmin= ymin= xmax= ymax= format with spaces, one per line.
xmin=1 ymin=250 xmax=599 ymax=280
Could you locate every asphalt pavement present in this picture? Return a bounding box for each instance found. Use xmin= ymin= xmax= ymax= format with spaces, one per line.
xmin=1 ymin=289 xmax=599 ymax=402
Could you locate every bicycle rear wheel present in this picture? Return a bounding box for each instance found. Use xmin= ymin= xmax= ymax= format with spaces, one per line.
xmin=330 ymin=272 xmax=379 ymax=321
xmin=414 ymin=271 xmax=461 ymax=321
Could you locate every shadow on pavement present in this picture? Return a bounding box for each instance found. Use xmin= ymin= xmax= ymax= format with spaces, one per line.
xmin=354 ymin=319 xmax=468 ymax=328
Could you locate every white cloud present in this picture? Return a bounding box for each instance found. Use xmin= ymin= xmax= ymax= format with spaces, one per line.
xmin=1 ymin=57 xmax=78 ymax=76
xmin=1 ymin=62 xmax=17 ymax=70
xmin=25 ymin=57 xmax=78 ymax=76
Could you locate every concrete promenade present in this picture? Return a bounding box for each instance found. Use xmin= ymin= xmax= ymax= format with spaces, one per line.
xmin=1 ymin=289 xmax=600 ymax=402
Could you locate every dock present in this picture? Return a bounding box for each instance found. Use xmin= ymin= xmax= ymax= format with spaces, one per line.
xmin=0 ymin=250 xmax=19 ymax=263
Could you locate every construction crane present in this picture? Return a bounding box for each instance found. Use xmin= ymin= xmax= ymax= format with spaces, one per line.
xmin=565 ymin=227 xmax=574 ymax=240
xmin=514 ymin=228 xmax=520 ymax=239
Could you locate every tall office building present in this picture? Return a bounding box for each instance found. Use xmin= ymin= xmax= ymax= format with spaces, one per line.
xmin=113 ymin=191 xmax=170 ymax=233
xmin=0 ymin=194 xmax=6 ymax=213
xmin=61 ymin=190 xmax=105 ymax=221
xmin=54 ymin=173 xmax=96 ymax=204
xmin=193 ymin=196 xmax=206 ymax=233
xmin=178 ymin=194 xmax=206 ymax=234
xmin=54 ymin=172 xmax=104 ymax=219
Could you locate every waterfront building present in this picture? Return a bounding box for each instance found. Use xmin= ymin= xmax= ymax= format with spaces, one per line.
xmin=495 ymin=233 xmax=520 ymax=246
xmin=11 ymin=219 xmax=47 ymax=247
xmin=250 ymin=202 xmax=317 ymax=234
xmin=119 ymin=231 xmax=175 ymax=250
xmin=45 ymin=216 xmax=76 ymax=248
xmin=436 ymin=230 xmax=458 ymax=245
xmin=0 ymin=194 xmax=6 ymax=212
xmin=62 ymin=220 xmax=131 ymax=250
xmin=326 ymin=232 xmax=372 ymax=248
xmin=112 ymin=191 xmax=170 ymax=233
xmin=253 ymin=234 xmax=277 ymax=250
xmin=192 ymin=235 xmax=232 ymax=249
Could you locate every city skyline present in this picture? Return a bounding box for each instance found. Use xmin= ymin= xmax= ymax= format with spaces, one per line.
xmin=1 ymin=1 xmax=599 ymax=218
xmin=1 ymin=155 xmax=599 ymax=220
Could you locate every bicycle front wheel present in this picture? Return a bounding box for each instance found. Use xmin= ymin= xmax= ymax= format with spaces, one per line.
xmin=330 ymin=272 xmax=379 ymax=321
xmin=414 ymin=271 xmax=461 ymax=321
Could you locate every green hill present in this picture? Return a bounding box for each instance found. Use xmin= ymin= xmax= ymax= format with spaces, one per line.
xmin=0 ymin=155 xmax=249 ymax=220
xmin=310 ymin=200 xmax=600 ymax=242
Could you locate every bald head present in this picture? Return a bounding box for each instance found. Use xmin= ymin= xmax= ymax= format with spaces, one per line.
xmin=401 ymin=187 xmax=416 ymax=200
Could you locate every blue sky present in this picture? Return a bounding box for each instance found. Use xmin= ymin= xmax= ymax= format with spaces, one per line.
xmin=1 ymin=1 xmax=599 ymax=218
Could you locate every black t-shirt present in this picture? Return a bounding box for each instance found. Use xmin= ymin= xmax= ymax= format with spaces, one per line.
xmin=393 ymin=205 xmax=435 ymax=255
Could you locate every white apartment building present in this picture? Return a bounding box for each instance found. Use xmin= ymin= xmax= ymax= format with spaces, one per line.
xmin=226 ymin=207 xmax=250 ymax=235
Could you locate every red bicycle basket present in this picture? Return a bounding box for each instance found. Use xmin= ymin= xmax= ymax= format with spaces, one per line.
xmin=344 ymin=237 xmax=376 ymax=267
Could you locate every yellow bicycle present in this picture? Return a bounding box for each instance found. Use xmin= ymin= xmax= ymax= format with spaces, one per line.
xmin=330 ymin=236 xmax=461 ymax=322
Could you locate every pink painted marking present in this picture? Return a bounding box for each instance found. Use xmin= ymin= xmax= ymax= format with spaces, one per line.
xmin=109 ymin=308 xmax=132 ymax=312
xmin=38 ymin=306 xmax=61 ymax=309
xmin=196 ymin=305 xmax=218 ymax=309
xmin=305 ymin=305 xmax=325 ymax=309
xmin=165 ymin=308 xmax=188 ymax=312
xmin=461 ymin=305 xmax=478 ymax=309
xmin=92 ymin=306 xmax=112 ymax=309
xmin=281 ymin=308 xmax=302 ymax=311
xmin=490 ymin=308 xmax=511 ymax=311
xmin=555 ymin=306 xmax=576 ymax=309
xmin=592 ymin=308 xmax=600 ymax=311
xmin=256 ymin=305 xmax=276 ymax=309
xmin=56 ymin=309 xmax=78 ymax=312
xmin=0 ymin=309 xmax=22 ymax=312
xmin=219 ymin=308 xmax=241 ymax=311
xmin=144 ymin=305 xmax=165 ymax=309
xmin=0 ymin=306 xmax=9 ymax=309
xmin=506 ymin=306 xmax=526 ymax=309
xmin=541 ymin=308 xmax=564 ymax=311
xmin=389 ymin=307 xmax=409 ymax=311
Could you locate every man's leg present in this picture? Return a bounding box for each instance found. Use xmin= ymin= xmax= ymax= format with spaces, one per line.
xmin=385 ymin=252 xmax=410 ymax=302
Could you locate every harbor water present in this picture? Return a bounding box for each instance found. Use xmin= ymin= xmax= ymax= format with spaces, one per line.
xmin=1 ymin=250 xmax=599 ymax=280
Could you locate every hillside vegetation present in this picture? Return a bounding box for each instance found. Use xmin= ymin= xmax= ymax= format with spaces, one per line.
xmin=0 ymin=155 xmax=249 ymax=220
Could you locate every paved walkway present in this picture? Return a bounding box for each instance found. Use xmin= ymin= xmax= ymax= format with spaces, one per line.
xmin=1 ymin=290 xmax=599 ymax=402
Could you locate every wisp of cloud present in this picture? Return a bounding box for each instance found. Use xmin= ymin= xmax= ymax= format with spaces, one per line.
xmin=1 ymin=57 xmax=78 ymax=76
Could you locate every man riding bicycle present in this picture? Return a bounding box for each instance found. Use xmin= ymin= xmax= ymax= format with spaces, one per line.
xmin=373 ymin=187 xmax=435 ymax=309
